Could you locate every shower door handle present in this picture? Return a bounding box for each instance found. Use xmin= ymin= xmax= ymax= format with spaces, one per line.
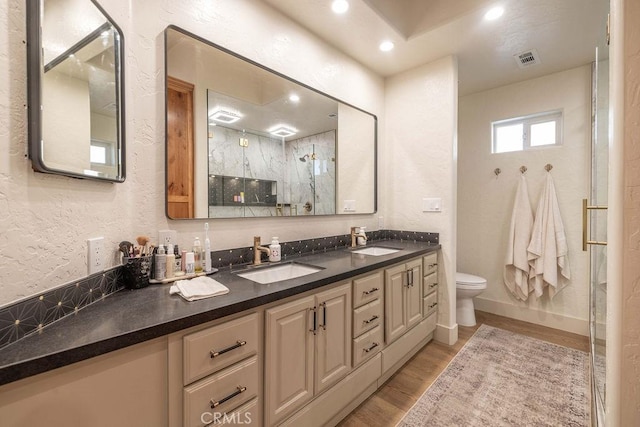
xmin=582 ymin=198 xmax=608 ymax=251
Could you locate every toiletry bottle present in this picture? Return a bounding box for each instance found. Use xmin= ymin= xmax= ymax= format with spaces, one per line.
xmin=181 ymin=249 xmax=187 ymax=272
xmin=204 ymin=223 xmax=212 ymax=273
xmin=269 ymin=237 xmax=281 ymax=262
xmin=193 ymin=237 xmax=202 ymax=273
xmin=174 ymin=245 xmax=184 ymax=276
xmin=185 ymin=252 xmax=195 ymax=274
xmin=154 ymin=245 xmax=166 ymax=280
xmin=165 ymin=244 xmax=175 ymax=279
xmin=357 ymin=226 xmax=367 ymax=246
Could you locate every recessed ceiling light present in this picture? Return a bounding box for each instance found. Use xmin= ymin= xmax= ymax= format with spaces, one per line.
xmin=379 ymin=41 xmax=394 ymax=52
xmin=269 ymin=125 xmax=297 ymax=138
xmin=289 ymin=94 xmax=300 ymax=102
xmin=332 ymin=0 xmax=349 ymax=14
xmin=484 ymin=6 xmax=504 ymax=21
xmin=209 ymin=109 xmax=242 ymax=124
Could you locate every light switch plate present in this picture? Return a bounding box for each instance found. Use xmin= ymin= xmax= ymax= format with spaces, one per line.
xmin=343 ymin=199 xmax=356 ymax=212
xmin=422 ymin=198 xmax=442 ymax=212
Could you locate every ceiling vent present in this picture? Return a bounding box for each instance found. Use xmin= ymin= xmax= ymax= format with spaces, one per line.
xmin=513 ymin=49 xmax=540 ymax=69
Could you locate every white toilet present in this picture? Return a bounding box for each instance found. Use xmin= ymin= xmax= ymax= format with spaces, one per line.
xmin=456 ymin=272 xmax=487 ymax=327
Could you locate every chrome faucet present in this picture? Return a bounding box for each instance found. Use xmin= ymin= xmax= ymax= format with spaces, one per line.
xmin=253 ymin=236 xmax=271 ymax=265
xmin=350 ymin=227 xmax=367 ymax=248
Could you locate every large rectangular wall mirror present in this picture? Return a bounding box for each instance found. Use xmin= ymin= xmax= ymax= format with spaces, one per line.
xmin=164 ymin=26 xmax=377 ymax=219
xmin=26 ymin=0 xmax=126 ymax=182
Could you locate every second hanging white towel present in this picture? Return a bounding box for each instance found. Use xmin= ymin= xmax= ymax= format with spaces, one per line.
xmin=504 ymin=174 xmax=533 ymax=301
xmin=528 ymin=173 xmax=571 ymax=298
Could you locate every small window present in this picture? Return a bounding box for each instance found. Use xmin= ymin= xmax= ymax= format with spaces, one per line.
xmin=492 ymin=110 xmax=562 ymax=153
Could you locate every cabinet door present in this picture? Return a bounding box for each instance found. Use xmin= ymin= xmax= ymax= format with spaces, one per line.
xmin=385 ymin=263 xmax=407 ymax=344
xmin=315 ymin=283 xmax=352 ymax=394
xmin=406 ymin=259 xmax=423 ymax=329
xmin=265 ymin=296 xmax=315 ymax=426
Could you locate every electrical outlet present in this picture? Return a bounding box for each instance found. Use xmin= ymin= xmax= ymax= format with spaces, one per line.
xmin=378 ymin=216 xmax=384 ymax=228
xmin=158 ymin=229 xmax=177 ymax=247
xmin=88 ymin=237 xmax=104 ymax=275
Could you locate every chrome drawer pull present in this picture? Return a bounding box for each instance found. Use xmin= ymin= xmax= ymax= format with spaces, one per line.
xmin=210 ymin=340 xmax=247 ymax=358
xmin=363 ymin=342 xmax=379 ymax=353
xmin=363 ymin=315 xmax=379 ymax=324
xmin=429 ymin=302 xmax=438 ymax=309
xmin=363 ymin=287 xmax=379 ymax=295
xmin=210 ymin=386 xmax=247 ymax=408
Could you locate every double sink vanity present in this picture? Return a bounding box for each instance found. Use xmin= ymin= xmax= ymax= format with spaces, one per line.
xmin=0 ymin=239 xmax=440 ymax=427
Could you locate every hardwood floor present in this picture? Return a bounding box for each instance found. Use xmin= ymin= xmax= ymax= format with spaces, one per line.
xmin=336 ymin=310 xmax=589 ymax=426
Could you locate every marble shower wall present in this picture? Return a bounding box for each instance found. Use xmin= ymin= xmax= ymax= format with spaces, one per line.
xmin=285 ymin=130 xmax=336 ymax=215
xmin=208 ymin=126 xmax=284 ymax=217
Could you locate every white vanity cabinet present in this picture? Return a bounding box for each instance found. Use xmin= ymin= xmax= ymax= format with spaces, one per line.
xmin=168 ymin=312 xmax=263 ymax=427
xmin=264 ymin=282 xmax=351 ymax=426
xmin=352 ymin=271 xmax=384 ymax=367
xmin=422 ymin=252 xmax=439 ymax=318
xmin=384 ymin=258 xmax=423 ymax=344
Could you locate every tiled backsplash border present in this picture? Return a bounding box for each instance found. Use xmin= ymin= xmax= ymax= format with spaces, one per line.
xmin=0 ymin=229 xmax=438 ymax=350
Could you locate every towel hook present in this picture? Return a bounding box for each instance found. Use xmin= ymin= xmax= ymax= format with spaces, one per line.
xmin=494 ymin=168 xmax=501 ymax=177
xmin=520 ymin=166 xmax=527 ymax=174
xmin=545 ymin=163 xmax=553 ymax=172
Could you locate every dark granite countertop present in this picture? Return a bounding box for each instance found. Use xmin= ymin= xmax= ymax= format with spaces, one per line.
xmin=0 ymin=240 xmax=439 ymax=386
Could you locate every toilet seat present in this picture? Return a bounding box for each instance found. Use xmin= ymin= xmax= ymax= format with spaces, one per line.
xmin=456 ymin=272 xmax=487 ymax=290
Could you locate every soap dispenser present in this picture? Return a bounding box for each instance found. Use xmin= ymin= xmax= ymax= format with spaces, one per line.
xmin=269 ymin=237 xmax=281 ymax=262
xmin=357 ymin=227 xmax=367 ymax=246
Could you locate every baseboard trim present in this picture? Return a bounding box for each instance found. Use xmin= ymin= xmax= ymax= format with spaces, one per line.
xmin=435 ymin=323 xmax=458 ymax=345
xmin=473 ymin=297 xmax=588 ymax=336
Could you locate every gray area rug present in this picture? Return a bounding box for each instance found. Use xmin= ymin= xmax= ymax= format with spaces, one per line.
xmin=397 ymin=324 xmax=589 ymax=426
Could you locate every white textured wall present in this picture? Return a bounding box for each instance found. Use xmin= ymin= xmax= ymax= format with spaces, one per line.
xmin=458 ymin=65 xmax=591 ymax=335
xmin=384 ymin=56 xmax=458 ymax=344
xmin=0 ymin=0 xmax=384 ymax=307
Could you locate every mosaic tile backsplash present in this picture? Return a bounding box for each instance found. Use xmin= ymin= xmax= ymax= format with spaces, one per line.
xmin=0 ymin=229 xmax=438 ymax=350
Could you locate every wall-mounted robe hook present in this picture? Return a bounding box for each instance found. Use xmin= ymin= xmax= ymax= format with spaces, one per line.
xmin=545 ymin=163 xmax=553 ymax=172
xmin=494 ymin=168 xmax=501 ymax=177
xmin=520 ymin=166 xmax=527 ymax=174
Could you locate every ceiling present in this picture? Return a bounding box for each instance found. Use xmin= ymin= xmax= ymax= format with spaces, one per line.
xmin=262 ymin=0 xmax=610 ymax=95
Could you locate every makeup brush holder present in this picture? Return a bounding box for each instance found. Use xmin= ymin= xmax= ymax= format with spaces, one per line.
xmin=123 ymin=256 xmax=152 ymax=289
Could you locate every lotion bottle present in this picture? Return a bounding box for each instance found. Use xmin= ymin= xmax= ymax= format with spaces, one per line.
xmin=269 ymin=237 xmax=281 ymax=262
xmin=193 ymin=237 xmax=202 ymax=273
xmin=357 ymin=226 xmax=367 ymax=246
xmin=165 ymin=244 xmax=175 ymax=279
xmin=204 ymin=223 xmax=212 ymax=273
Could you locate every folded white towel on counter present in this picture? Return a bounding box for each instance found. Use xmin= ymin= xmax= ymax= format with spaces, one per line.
xmin=169 ymin=276 xmax=229 ymax=302
xmin=528 ymin=173 xmax=571 ymax=298
xmin=504 ymin=174 xmax=533 ymax=301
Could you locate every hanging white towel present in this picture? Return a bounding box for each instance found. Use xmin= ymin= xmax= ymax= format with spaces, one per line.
xmin=504 ymin=175 xmax=534 ymax=301
xmin=527 ymin=173 xmax=571 ymax=298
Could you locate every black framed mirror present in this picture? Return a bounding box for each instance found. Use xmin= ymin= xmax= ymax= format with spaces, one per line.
xmin=26 ymin=0 xmax=125 ymax=182
xmin=164 ymin=26 xmax=377 ymax=219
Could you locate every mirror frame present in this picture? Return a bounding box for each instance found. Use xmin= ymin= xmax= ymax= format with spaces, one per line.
xmin=164 ymin=25 xmax=378 ymax=219
xmin=26 ymin=0 xmax=126 ymax=182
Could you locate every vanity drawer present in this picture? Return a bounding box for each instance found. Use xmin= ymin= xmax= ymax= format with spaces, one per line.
xmin=423 ymin=253 xmax=438 ymax=276
xmin=353 ymin=325 xmax=383 ymax=367
xmin=423 ymin=272 xmax=438 ymax=297
xmin=423 ymin=292 xmax=438 ymax=317
xmin=353 ymin=299 xmax=382 ymax=337
xmin=353 ymin=271 xmax=383 ymax=307
xmin=183 ymin=313 xmax=258 ymax=385
xmin=183 ymin=355 xmax=259 ymax=427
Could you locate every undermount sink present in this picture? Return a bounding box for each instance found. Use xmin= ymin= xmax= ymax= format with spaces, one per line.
xmin=236 ymin=262 xmax=323 ymax=284
xmin=351 ymin=246 xmax=400 ymax=256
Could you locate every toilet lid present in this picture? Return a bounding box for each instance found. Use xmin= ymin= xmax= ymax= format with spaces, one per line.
xmin=456 ymin=272 xmax=487 ymax=286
